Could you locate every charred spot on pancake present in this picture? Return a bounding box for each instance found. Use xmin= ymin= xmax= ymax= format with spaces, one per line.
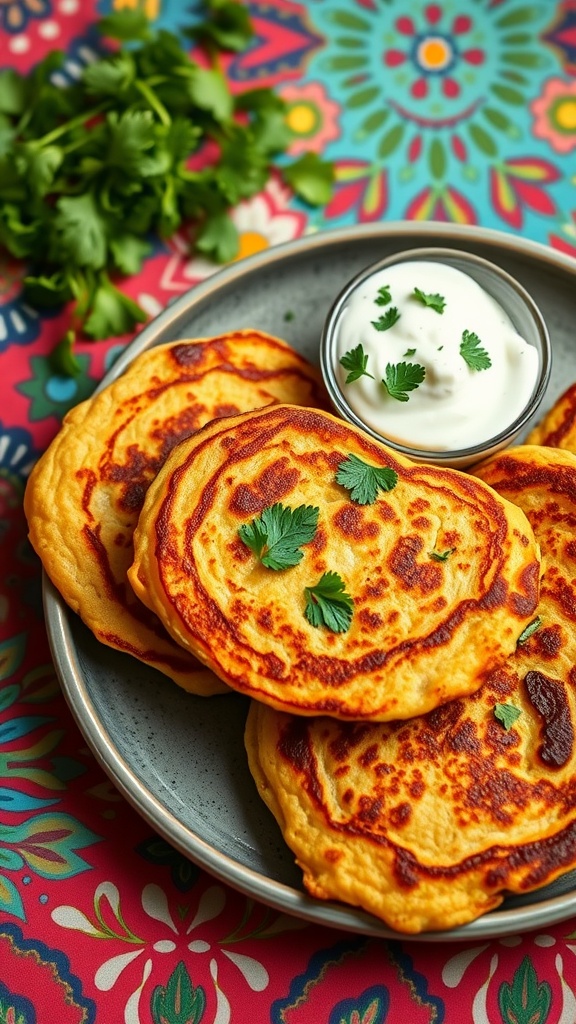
xmin=375 ymin=501 xmax=397 ymax=523
xmin=528 ymin=623 xmax=564 ymax=659
xmin=389 ymin=803 xmax=412 ymax=828
xmin=171 ymin=342 xmax=207 ymax=367
xmin=388 ymin=535 xmax=443 ymax=593
xmin=228 ymin=457 xmax=301 ymax=516
xmin=332 ymin=505 xmax=380 ymax=541
xmin=565 ymin=539 xmax=576 ymax=560
xmin=524 ymin=669 xmax=574 ymax=768
xmin=228 ymin=537 xmax=252 ymax=564
xmin=358 ymin=609 xmax=384 ymax=630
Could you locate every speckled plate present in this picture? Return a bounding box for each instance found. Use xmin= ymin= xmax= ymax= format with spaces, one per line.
xmin=44 ymin=222 xmax=576 ymax=942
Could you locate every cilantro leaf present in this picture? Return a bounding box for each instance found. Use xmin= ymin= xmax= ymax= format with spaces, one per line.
xmin=339 ymin=344 xmax=374 ymax=384
xmin=429 ymin=547 xmax=455 ymax=561
xmin=53 ymin=193 xmax=109 ymax=270
xmin=238 ymin=503 xmax=319 ymax=570
xmin=196 ymin=210 xmax=239 ymax=263
xmin=83 ymin=53 xmax=136 ymax=96
xmin=50 ymin=329 xmax=82 ymax=377
xmin=460 ymin=330 xmax=492 ymax=371
xmin=336 ymin=454 xmax=398 ymax=505
xmin=372 ymin=306 xmax=400 ymax=331
xmin=517 ymin=616 xmax=542 ymax=645
xmin=382 ymin=362 xmax=425 ymax=402
xmin=494 ymin=703 xmax=522 ymax=730
xmin=304 ymin=571 xmax=354 ymax=633
xmin=375 ymin=284 xmax=391 ymax=306
xmin=413 ymin=287 xmax=446 ymax=313
xmin=97 ymin=10 xmax=152 ymax=41
xmin=282 ymin=152 xmax=334 ymax=206
xmin=0 ymin=9 xmax=334 ymax=369
xmin=83 ymin=273 xmax=148 ymax=339
xmin=186 ymin=0 xmax=253 ymax=52
xmin=404 ymin=347 xmax=416 ymax=357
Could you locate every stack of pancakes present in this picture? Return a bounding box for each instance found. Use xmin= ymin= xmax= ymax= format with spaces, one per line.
xmin=25 ymin=333 xmax=576 ymax=934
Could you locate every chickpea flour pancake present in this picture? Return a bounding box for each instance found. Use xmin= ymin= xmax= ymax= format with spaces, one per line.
xmin=527 ymin=382 xmax=576 ymax=452
xmin=129 ymin=403 xmax=539 ymax=720
xmin=25 ymin=330 xmax=328 ymax=695
xmin=245 ymin=445 xmax=576 ymax=934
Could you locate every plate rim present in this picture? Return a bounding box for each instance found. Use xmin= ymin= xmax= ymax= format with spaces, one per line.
xmin=44 ymin=220 xmax=576 ymax=942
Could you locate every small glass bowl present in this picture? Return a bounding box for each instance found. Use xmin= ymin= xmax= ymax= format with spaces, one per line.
xmin=319 ymin=246 xmax=552 ymax=469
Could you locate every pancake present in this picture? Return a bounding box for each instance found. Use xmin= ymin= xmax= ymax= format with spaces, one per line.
xmin=245 ymin=445 xmax=576 ymax=934
xmin=24 ymin=330 xmax=328 ymax=695
xmin=527 ymin=382 xmax=576 ymax=451
xmin=129 ymin=403 xmax=540 ymax=720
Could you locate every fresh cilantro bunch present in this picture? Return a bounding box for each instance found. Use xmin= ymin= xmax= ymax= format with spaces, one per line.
xmin=0 ymin=4 xmax=333 ymax=371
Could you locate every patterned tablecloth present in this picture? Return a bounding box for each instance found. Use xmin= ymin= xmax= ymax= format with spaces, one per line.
xmin=3 ymin=1 xmax=576 ymax=1021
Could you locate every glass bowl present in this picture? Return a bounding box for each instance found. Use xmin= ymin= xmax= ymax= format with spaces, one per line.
xmin=319 ymin=246 xmax=552 ymax=469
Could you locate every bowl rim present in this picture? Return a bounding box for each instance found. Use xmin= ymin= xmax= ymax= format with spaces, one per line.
xmin=319 ymin=244 xmax=553 ymax=462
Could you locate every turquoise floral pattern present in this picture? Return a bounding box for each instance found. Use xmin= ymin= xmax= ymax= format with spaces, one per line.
xmin=299 ymin=0 xmax=569 ymax=235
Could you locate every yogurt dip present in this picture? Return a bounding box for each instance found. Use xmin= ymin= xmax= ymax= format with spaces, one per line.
xmin=334 ymin=259 xmax=540 ymax=452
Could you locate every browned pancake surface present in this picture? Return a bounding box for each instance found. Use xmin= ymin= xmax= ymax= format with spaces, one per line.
xmin=130 ymin=404 xmax=540 ymax=720
xmin=527 ymin=383 xmax=576 ymax=451
xmin=25 ymin=331 xmax=328 ymax=694
xmin=245 ymin=445 xmax=576 ymax=933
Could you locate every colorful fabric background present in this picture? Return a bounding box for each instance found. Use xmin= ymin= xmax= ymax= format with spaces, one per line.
xmin=3 ymin=2 xmax=576 ymax=1021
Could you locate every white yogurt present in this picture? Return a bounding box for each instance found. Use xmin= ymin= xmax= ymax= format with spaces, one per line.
xmin=335 ymin=260 xmax=539 ymax=452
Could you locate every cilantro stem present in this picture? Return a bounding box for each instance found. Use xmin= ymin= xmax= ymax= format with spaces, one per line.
xmin=134 ymin=79 xmax=171 ymax=126
xmin=34 ymin=102 xmax=110 ymax=147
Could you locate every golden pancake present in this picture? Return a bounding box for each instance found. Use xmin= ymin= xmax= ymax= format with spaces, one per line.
xmin=129 ymin=403 xmax=540 ymax=720
xmin=245 ymin=445 xmax=576 ymax=934
xmin=25 ymin=330 xmax=328 ymax=695
xmin=527 ymin=382 xmax=576 ymax=451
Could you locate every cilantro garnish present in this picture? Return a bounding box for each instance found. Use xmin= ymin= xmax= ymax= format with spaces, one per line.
xmin=0 ymin=7 xmax=333 ymax=372
xmin=460 ymin=330 xmax=492 ymax=371
xmin=339 ymin=344 xmax=374 ymax=384
xmin=404 ymin=347 xmax=416 ymax=357
xmin=493 ymin=703 xmax=522 ymax=730
xmin=336 ymin=454 xmax=398 ymax=505
xmin=375 ymin=284 xmax=392 ymax=306
xmin=413 ymin=287 xmax=446 ymax=314
xmin=382 ymin=362 xmax=426 ymax=402
xmin=238 ymin=503 xmax=319 ymax=570
xmin=429 ymin=548 xmax=455 ymax=561
xmin=517 ymin=616 xmax=542 ymax=645
xmin=372 ymin=306 xmax=400 ymax=332
xmin=304 ymin=571 xmax=354 ymax=633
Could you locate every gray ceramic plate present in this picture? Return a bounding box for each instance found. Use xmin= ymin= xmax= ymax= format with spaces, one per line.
xmin=44 ymin=222 xmax=576 ymax=942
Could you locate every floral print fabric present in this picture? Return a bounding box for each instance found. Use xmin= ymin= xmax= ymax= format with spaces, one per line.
xmin=2 ymin=1 xmax=576 ymax=1021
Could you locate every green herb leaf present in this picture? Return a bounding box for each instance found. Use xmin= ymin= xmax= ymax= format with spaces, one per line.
xmin=339 ymin=344 xmax=374 ymax=384
xmin=0 ymin=7 xmax=334 ymax=363
xmin=304 ymin=571 xmax=354 ymax=633
xmin=460 ymin=330 xmax=492 ymax=371
xmin=429 ymin=548 xmax=455 ymax=561
xmin=83 ymin=273 xmax=148 ymax=339
xmin=336 ymin=453 xmax=398 ymax=505
xmin=403 ymin=347 xmax=416 ymax=357
xmin=413 ymin=287 xmax=446 ymax=313
xmin=372 ymin=306 xmax=400 ymax=332
xmin=50 ymin=330 xmax=82 ymax=377
xmin=186 ymin=0 xmax=254 ymax=52
xmin=238 ymin=503 xmax=319 ymax=570
xmin=494 ymin=703 xmax=522 ymax=730
xmin=97 ymin=9 xmax=152 ymax=41
xmin=517 ymin=616 xmax=542 ymax=645
xmin=382 ymin=361 xmax=425 ymax=402
xmin=282 ymin=151 xmax=334 ymax=206
xmin=375 ymin=284 xmax=392 ymax=306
